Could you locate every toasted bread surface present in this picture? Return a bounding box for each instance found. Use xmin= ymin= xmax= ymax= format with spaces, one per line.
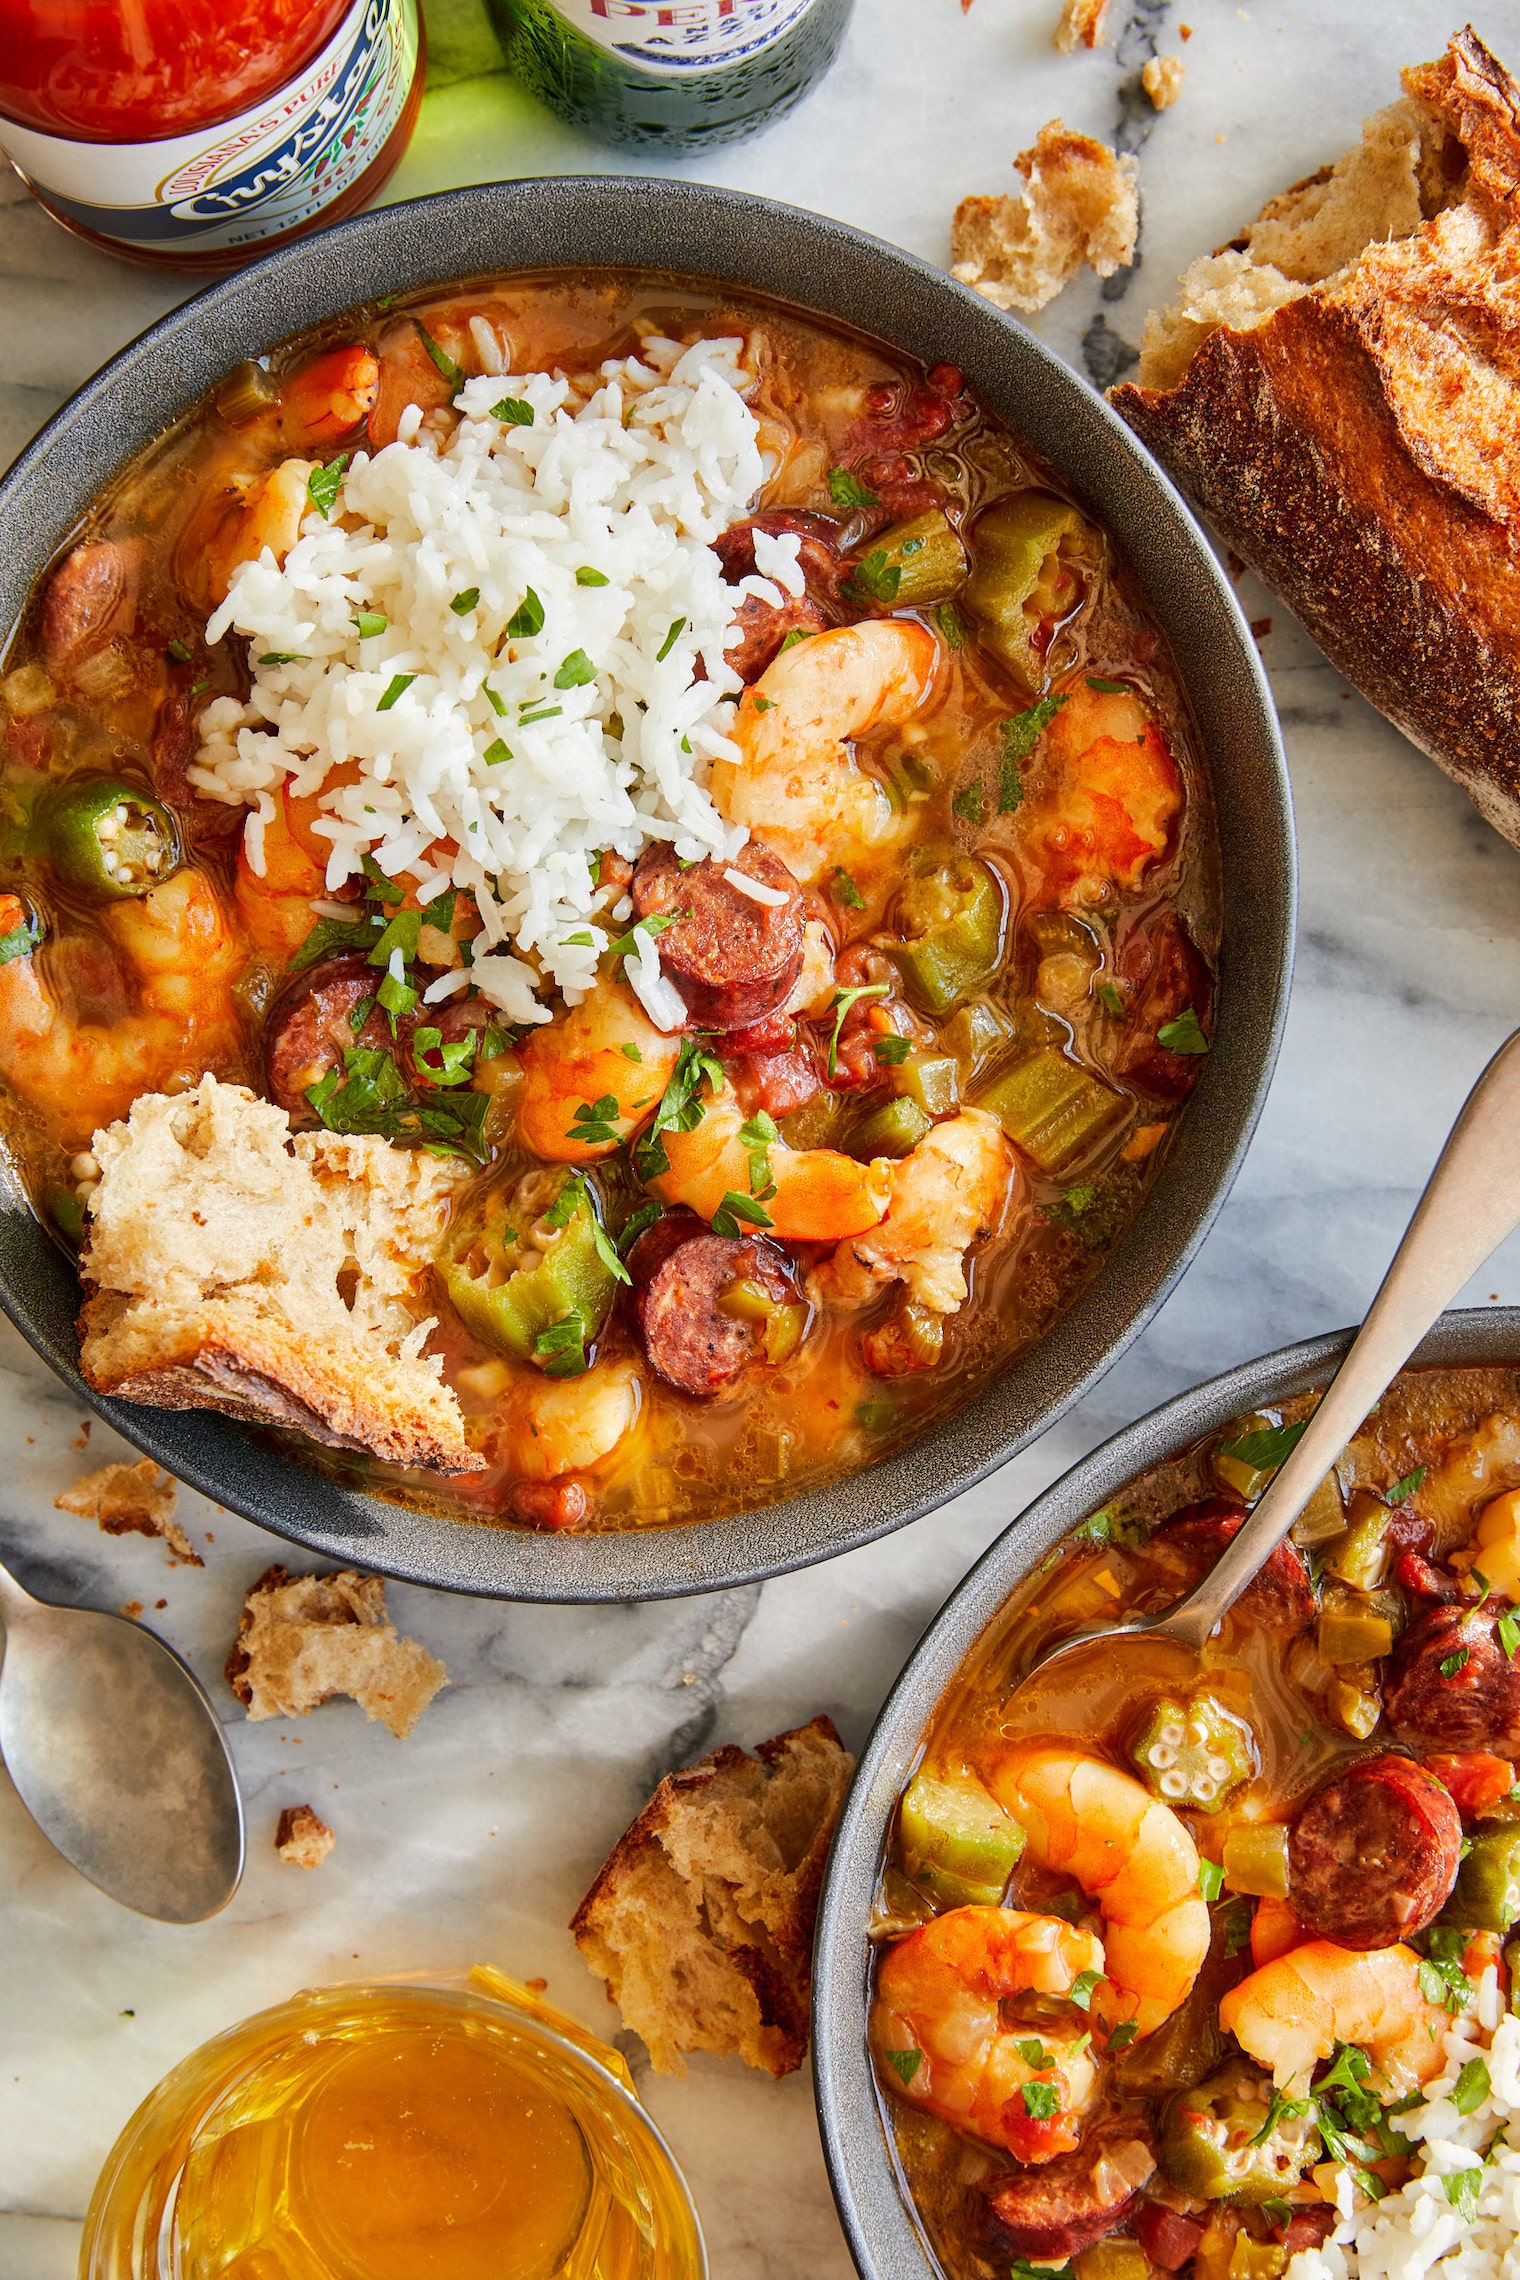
xmin=226 ymin=1563 xmax=448 ymax=1738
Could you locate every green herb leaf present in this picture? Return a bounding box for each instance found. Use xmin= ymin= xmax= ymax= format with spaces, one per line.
xmin=542 ymin=1173 xmax=588 ymax=1232
xmin=352 ymin=610 xmax=388 ymax=639
xmin=845 ymin=549 xmax=902 ymax=607
xmin=620 ymin=1041 xmax=643 ymax=1062
xmin=569 ymin=1093 xmax=621 ymax=1148
xmin=1010 ymin=2264 xmax=1075 ymax=2280
xmin=482 ymin=737 xmax=512 ymax=766
xmin=519 ymin=704 xmax=563 ymax=725
xmin=1020 ymin=2080 xmax=1061 ymax=2120
xmin=1216 ymin=1421 xmax=1308 ymax=1474
xmin=576 ymin=565 xmax=609 ymax=586
xmin=711 ymin=1189 xmax=775 ymax=1238
xmin=1106 ymin=2020 xmax=1139 ymax=2051
xmin=414 ymin=319 xmax=465 ymax=396
xmin=349 ymin=993 xmax=375 ymax=1034
xmin=779 ymin=627 xmax=815 ymax=651
xmin=1157 ymin=1006 xmax=1210 ymax=1056
xmin=1440 ymin=1648 xmax=1471 ymax=1679
xmin=258 ymin=651 xmax=308 ymax=666
xmin=604 ymin=909 xmax=683 ymax=963
xmin=1249 ymin=2088 xmax=1312 ymax=2147
xmin=656 ymin=618 xmax=686 ymax=662
xmin=492 ymin=396 xmax=534 ymax=426
xmin=0 ymin=909 xmax=42 ymax=966
xmin=1500 ymin=1613 xmax=1520 ymax=1662
xmin=411 ymin=1025 xmax=478 ymax=1089
xmin=555 ymin=648 xmax=597 ymax=689
xmin=368 ymin=906 xmax=423 ymax=970
xmin=562 ymin=931 xmax=594 ymax=948
xmin=484 ymin=685 xmax=508 ymax=717
xmin=165 ymin=635 xmax=192 ymax=664
xmin=1015 ymin=2040 xmax=1053 ymax=2068
xmin=738 ymin=1110 xmax=779 ymax=1201
xmin=376 ymin=968 xmax=417 ymax=1024
xmin=1069 ymin=1968 xmax=1102 ymax=2011
xmin=361 ymin=851 xmax=404 ymax=905
xmin=1386 ymin=1466 xmax=1427 ymax=1506
xmin=377 ymin=672 xmax=417 ymax=712
xmin=831 ymin=866 xmax=866 ymax=910
xmin=826 ymin=981 xmax=890 ymax=1078
xmin=189 ymin=677 xmax=213 ymax=696
xmin=1097 ymin=980 xmax=1125 ymax=1016
xmin=936 ymin=600 xmax=967 ymax=650
xmin=1453 ymin=2057 xmax=1491 ymax=2115
xmin=588 ymin=1214 xmax=633 ymax=1288
xmin=1445 ymin=2169 xmax=1483 ymax=2221
xmin=287 ymin=910 xmax=377 ymax=973
xmin=1001 ymin=692 xmax=1069 ymax=773
xmin=535 ymin=1311 xmax=589 ymax=1378
xmin=1062 ymin=1183 xmax=1097 ymax=1216
xmin=1219 ymin=1895 xmax=1254 ymax=1959
xmin=1086 ymin=676 xmax=1129 ymax=694
xmin=633 ymin=1037 xmax=726 ymax=1180
xmin=874 ymin=1034 xmax=912 ymax=1067
xmin=618 ymin=1201 xmax=661 ymax=1256
xmin=1198 ymin=1858 xmax=1225 ymax=1903
xmin=885 ymin=2047 xmax=922 ymax=2087
xmin=752 ymin=694 xmax=775 ymax=714
xmin=507 ymin=588 xmax=545 ymax=639
xmin=828 ymin=465 xmax=878 ymax=509
xmin=953 ymin=780 xmax=985 ymax=824
xmin=450 ymin=588 xmax=480 ymax=616
xmin=306 ymin=450 xmax=351 ymax=520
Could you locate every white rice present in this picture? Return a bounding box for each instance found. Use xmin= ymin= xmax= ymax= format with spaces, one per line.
xmin=192 ymin=332 xmax=782 ymax=1024
xmin=1289 ymin=1980 xmax=1520 ymax=2280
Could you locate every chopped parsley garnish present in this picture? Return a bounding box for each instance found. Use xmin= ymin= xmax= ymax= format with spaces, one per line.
xmin=1218 ymin=1895 xmax=1254 ymax=1959
xmin=618 ymin=1201 xmax=662 ymax=1256
xmin=554 ymin=648 xmax=597 ymax=689
xmin=936 ymin=601 xmax=967 ymax=649
xmin=738 ymin=1110 xmax=779 ymax=1201
xmin=1157 ymin=1006 xmax=1210 ymax=1055
xmin=304 ymin=1044 xmax=488 ymax=1162
xmin=1087 ymin=676 xmax=1129 ymax=694
xmin=1068 ymin=1968 xmax=1102 ymax=2011
xmin=633 ymin=1037 xmax=725 ymax=1180
xmin=484 ymin=685 xmax=508 ymax=717
xmin=1097 ymin=980 xmax=1125 ymax=1016
xmin=507 ymin=587 xmax=545 ymax=639
xmin=873 ymin=1034 xmax=912 ymax=1067
xmin=492 ymin=396 xmax=534 ymax=426
xmin=288 ymin=909 xmax=380 ymax=973
xmin=1444 ymin=2169 xmax=1482 ymax=2220
xmin=0 ymin=908 xmax=42 ymax=965
xmin=562 ymin=931 xmax=594 ymax=948
xmin=1500 ymin=1612 xmax=1520 ymax=1662
xmin=362 ymin=851 xmax=404 ymax=904
xmin=1440 ymin=1648 xmax=1471 ymax=1679
xmin=165 ymin=635 xmax=192 ymax=664
xmin=1019 ymin=2080 xmax=1061 ymax=2120
xmin=450 ymin=588 xmax=480 ymax=616
xmin=189 ymin=677 xmax=212 ymax=696
xmin=826 ymin=981 xmax=890 ymax=1078
xmin=656 ymin=617 xmax=686 ymax=662
xmin=259 ymin=651 xmax=307 ymax=666
xmin=483 ymin=737 xmax=512 ymax=766
xmin=1197 ymin=1858 xmax=1224 ymax=1903
xmin=349 ymin=993 xmax=375 ymax=1034
xmin=779 ymin=627 xmax=815 ymax=651
xmin=1453 ymin=2057 xmax=1491 ymax=2114
xmin=519 ymin=705 xmax=563 ymax=725
xmin=1001 ymin=691 xmax=1069 ymax=766
xmin=352 ymin=610 xmax=388 ymax=639
xmin=828 ymin=465 xmax=878 ymax=509
xmin=410 ymin=1026 xmax=477 ymax=1088
xmin=711 ymin=1189 xmax=775 ymax=1238
xmin=831 ymin=866 xmax=866 ymax=909
xmin=306 ymin=451 xmax=351 ymax=519
xmin=604 ymin=909 xmax=682 ymax=963
xmin=885 ymin=2048 xmax=922 ymax=2087
xmin=377 ymin=672 xmax=417 ymax=712
xmin=1386 ymin=1466 xmax=1427 ymax=1505
xmin=752 ymin=694 xmax=775 ymax=713
xmin=952 ymin=780 xmax=985 ymax=824
xmin=1249 ymin=2088 xmax=1312 ymax=2147
xmin=845 ymin=548 xmax=901 ymax=607
xmin=576 ymin=565 xmax=609 ymax=586
xmin=621 ymin=1041 xmax=642 ymax=1062
xmin=376 ymin=968 xmax=417 ymax=1024
xmin=1015 ymin=2040 xmax=1054 ymax=2068
xmin=568 ymin=1093 xmax=621 ymax=1147
xmin=1216 ymin=1420 xmax=1307 ymax=1474
xmin=1106 ymin=2020 xmax=1139 ymax=2051
xmin=1418 ymin=1926 xmax=1474 ymax=2013
xmin=414 ymin=319 xmax=465 ymax=395
xmin=534 ymin=1312 xmax=589 ymax=1377
xmin=1011 ymin=2264 xmax=1074 ymax=2280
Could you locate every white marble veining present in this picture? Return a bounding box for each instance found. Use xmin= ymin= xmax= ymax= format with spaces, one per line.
xmin=4 ymin=4 xmax=1520 ymax=2275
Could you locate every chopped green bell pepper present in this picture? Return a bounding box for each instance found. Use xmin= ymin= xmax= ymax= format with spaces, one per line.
xmin=442 ymin=1174 xmax=617 ymax=1371
xmin=899 ymin=1770 xmax=1025 ymax=1908
xmin=1130 ymin=1692 xmax=1255 ymax=1813
xmin=974 ymin=1046 xmax=1128 ymax=1174
xmin=45 ymin=776 xmax=180 ymax=900
xmin=846 ymin=1096 xmax=931 ymax=1161
xmin=892 ymin=859 xmax=1006 ymax=1015
xmin=1221 ymin=1823 xmax=1291 ymax=1899
xmin=1160 ymin=2062 xmax=1319 ymax=2203
xmin=1323 ymin=1490 xmax=1397 ymax=1592
xmin=940 ymin=996 xmax=1016 ymax=1078
xmin=857 ymin=509 xmax=968 ymax=609
xmin=1448 ymin=1824 xmax=1520 ymax=1933
xmin=894 ymin=1053 xmax=961 ymax=1118
xmin=963 ymin=491 xmax=1096 ymax=690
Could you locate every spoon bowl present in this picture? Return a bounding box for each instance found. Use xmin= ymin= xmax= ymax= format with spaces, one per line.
xmin=0 ymin=1561 xmax=244 ymax=1922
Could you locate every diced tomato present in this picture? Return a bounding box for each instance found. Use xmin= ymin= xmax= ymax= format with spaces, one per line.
xmin=1427 ymin=1750 xmax=1515 ymax=1815
xmin=1001 ymin=2097 xmax=1083 ymax=2166
xmin=1250 ymin=1895 xmax=1306 ymax=1968
xmin=1396 ymin=1550 xmax=1463 ymax=1602
xmin=1135 ymin=2204 xmax=1206 ymax=2270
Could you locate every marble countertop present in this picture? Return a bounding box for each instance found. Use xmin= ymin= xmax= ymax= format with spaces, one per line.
xmin=4 ymin=3 xmax=1520 ymax=2274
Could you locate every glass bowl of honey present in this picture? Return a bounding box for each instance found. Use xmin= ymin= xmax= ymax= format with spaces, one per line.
xmin=80 ymin=1964 xmax=706 ymax=2279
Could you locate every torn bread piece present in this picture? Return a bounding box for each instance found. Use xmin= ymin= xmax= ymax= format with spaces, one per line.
xmin=1054 ymin=0 xmax=1112 ymax=51
xmin=571 ymin=1716 xmax=853 ymax=2079
xmin=226 ymin=1563 xmax=448 ymax=1739
xmin=952 ymin=120 xmax=1139 ymax=314
xmin=55 ymin=1457 xmax=201 ymax=1566
xmin=1143 ymin=54 xmax=1186 ymax=109
xmin=276 ymin=1803 xmax=335 ymax=1868
xmin=1111 ymin=27 xmax=1520 ymax=842
xmin=77 ymin=1075 xmax=480 ymax=1474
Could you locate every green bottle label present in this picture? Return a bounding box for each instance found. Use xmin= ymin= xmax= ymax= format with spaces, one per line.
xmin=562 ymin=0 xmax=824 ymax=76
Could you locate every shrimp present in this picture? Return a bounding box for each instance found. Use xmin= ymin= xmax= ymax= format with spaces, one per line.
xmin=0 ymin=874 xmax=246 ymax=1150
xmin=1018 ymin=681 xmax=1181 ymax=906
xmin=872 ymin=1906 xmax=1105 ymax=2162
xmin=278 ymin=344 xmax=380 ymax=448
xmin=808 ymin=1110 xmax=1017 ymax=1314
xmin=650 ymin=1075 xmax=891 ymax=1241
xmin=709 ymin=619 xmax=941 ymax=887
xmin=1218 ymin=1942 xmax=1449 ymax=2099
xmin=234 ymin=782 xmax=329 ymax=966
xmin=986 ymin=1744 xmax=1210 ymax=2038
xmin=516 ymin=982 xmax=684 ymax=1164
xmin=505 ymin=1359 xmax=642 ymax=1482
xmin=205 ymin=457 xmax=313 ymax=605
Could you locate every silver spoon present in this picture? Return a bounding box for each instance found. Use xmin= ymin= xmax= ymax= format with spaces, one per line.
xmin=0 ymin=1553 xmax=244 ymax=1921
xmin=1028 ymin=1024 xmax=1520 ymax=1687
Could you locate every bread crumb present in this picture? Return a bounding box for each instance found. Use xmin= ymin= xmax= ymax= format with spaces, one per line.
xmin=56 ymin=1458 xmax=202 ymax=1567
xmin=952 ymin=119 xmax=1139 ymax=314
xmin=1179 ymin=21 xmax=1193 ymax=36
xmin=275 ymin=1803 xmax=335 ymax=1869
xmin=226 ymin=1564 xmax=448 ymax=1739
xmin=1250 ymin=616 xmax=1274 ymax=637
xmin=1137 ymin=249 xmax=1309 ymax=390
xmin=1054 ymin=0 xmax=1111 ymax=51
xmin=76 ymin=1076 xmax=480 ymax=1477
xmin=117 ymin=1600 xmax=143 ymax=1618
xmin=571 ymin=1716 xmax=853 ymax=2079
xmin=1143 ymin=54 xmax=1186 ymax=108
xmin=72 ymin=1421 xmax=91 ymax=1449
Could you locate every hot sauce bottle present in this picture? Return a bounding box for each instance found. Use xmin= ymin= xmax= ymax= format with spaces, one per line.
xmin=0 ymin=0 xmax=424 ymax=273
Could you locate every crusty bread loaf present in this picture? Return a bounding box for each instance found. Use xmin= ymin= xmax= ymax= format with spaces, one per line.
xmin=227 ymin=1562 xmax=448 ymax=1738
xmin=570 ymin=1715 xmax=854 ymax=2079
xmin=1110 ymin=28 xmax=1520 ymax=846
xmin=77 ymin=1075 xmax=481 ymax=1474
xmin=953 ymin=120 xmax=1138 ymax=315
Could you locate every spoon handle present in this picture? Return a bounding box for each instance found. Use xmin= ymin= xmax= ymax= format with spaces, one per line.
xmin=0 ymin=1553 xmax=36 ymax=1627
xmin=1164 ymin=1026 xmax=1520 ymax=1650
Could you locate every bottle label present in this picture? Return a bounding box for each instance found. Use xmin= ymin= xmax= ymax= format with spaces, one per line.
xmin=0 ymin=0 xmax=417 ymax=256
xmin=565 ymin=0 xmax=823 ymax=75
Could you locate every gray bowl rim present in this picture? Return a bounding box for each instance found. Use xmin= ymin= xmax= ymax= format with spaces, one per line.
xmin=811 ymin=1302 xmax=1520 ymax=2280
xmin=0 ymin=173 xmax=1293 ymax=1603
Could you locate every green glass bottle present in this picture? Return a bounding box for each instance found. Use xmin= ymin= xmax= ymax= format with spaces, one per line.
xmin=488 ymin=0 xmax=854 ymax=151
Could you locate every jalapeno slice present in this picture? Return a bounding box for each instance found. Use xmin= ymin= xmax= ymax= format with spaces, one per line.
xmin=892 ymin=858 xmax=1006 ymax=1016
xmin=46 ymin=777 xmax=181 ymax=901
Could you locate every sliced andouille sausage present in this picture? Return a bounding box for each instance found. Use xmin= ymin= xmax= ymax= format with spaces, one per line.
xmin=628 ymin=1211 xmax=797 ymax=1399
xmin=724 ymin=590 xmax=831 ymax=683
xmin=631 ymin=839 xmax=804 ymax=1031
xmin=39 ymin=540 xmax=138 ymax=674
xmin=1134 ymin=2204 xmax=1206 ymax=2272
xmin=1288 ymin=1752 xmax=1462 ymax=1949
xmin=712 ymin=508 xmax=846 ymax=599
xmin=1386 ymin=1603 xmax=1520 ymax=1751
xmin=1116 ymin=912 xmax=1215 ymax=1103
xmin=266 ymin=953 xmax=389 ymax=1118
xmin=982 ymin=2130 xmax=1156 ymax=2262
xmin=1138 ymin=1498 xmax=1315 ymax=1632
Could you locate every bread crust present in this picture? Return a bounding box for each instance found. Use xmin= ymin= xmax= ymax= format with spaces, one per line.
xmin=1110 ymin=27 xmax=1520 ymax=844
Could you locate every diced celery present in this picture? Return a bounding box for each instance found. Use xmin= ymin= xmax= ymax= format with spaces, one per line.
xmin=893 ymin=859 xmax=1006 ymax=1015
xmin=896 ymin=1054 xmax=961 ymax=1117
xmin=846 ymin=1097 xmax=932 ymax=1161
xmin=1221 ymin=1823 xmax=1290 ymax=1899
xmin=1318 ymin=1606 xmax=1394 ymax=1665
xmin=1324 ymin=1490 xmax=1396 ymax=1591
xmin=974 ymin=1047 xmax=1128 ymax=1174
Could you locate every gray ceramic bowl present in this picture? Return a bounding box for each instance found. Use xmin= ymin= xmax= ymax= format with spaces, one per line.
xmin=812 ymin=1304 xmax=1520 ymax=2279
xmin=0 ymin=178 xmax=1293 ymax=1602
